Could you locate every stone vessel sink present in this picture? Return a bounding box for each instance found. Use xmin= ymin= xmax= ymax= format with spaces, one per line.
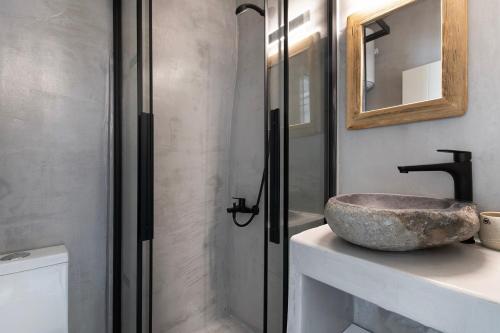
xmin=325 ymin=193 xmax=480 ymax=251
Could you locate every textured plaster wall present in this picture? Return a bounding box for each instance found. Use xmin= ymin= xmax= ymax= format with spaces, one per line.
xmin=152 ymin=0 xmax=239 ymax=331
xmin=0 ymin=1 xmax=113 ymax=332
xmin=338 ymin=0 xmax=500 ymax=331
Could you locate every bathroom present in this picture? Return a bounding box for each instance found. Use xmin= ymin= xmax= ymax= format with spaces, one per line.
xmin=0 ymin=0 xmax=499 ymax=332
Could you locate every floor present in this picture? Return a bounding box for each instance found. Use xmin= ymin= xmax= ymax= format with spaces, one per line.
xmin=198 ymin=316 xmax=258 ymax=333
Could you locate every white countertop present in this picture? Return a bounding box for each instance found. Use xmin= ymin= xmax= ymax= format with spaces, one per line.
xmin=289 ymin=225 xmax=500 ymax=333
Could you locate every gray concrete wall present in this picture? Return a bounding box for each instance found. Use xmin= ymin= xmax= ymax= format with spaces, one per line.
xmin=0 ymin=1 xmax=112 ymax=332
xmin=365 ymin=0 xmax=441 ymax=110
xmin=338 ymin=0 xmax=500 ymax=330
xmin=152 ymin=0 xmax=238 ymax=331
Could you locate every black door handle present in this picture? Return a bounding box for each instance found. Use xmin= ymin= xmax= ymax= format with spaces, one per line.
xmin=139 ymin=112 xmax=154 ymax=241
xmin=269 ymin=108 xmax=280 ymax=244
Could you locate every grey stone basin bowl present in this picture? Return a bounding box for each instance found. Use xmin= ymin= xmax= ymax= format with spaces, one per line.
xmin=325 ymin=193 xmax=480 ymax=251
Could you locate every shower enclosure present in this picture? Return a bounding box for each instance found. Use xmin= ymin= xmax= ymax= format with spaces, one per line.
xmin=114 ymin=0 xmax=336 ymax=332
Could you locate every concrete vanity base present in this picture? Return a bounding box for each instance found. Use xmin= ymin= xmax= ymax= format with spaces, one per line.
xmin=288 ymin=225 xmax=500 ymax=333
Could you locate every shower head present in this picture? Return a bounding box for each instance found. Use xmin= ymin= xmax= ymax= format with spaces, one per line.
xmin=235 ymin=3 xmax=265 ymax=17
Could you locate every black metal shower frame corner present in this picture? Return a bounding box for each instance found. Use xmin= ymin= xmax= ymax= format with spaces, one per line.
xmin=112 ymin=0 xmax=122 ymax=332
xmin=327 ymin=0 xmax=338 ymax=200
xmin=282 ymin=0 xmax=290 ymax=330
xmin=263 ymin=2 xmax=269 ymax=332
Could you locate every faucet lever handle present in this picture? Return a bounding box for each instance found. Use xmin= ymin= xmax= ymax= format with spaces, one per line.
xmin=437 ymin=149 xmax=472 ymax=162
xmin=231 ymin=197 xmax=247 ymax=207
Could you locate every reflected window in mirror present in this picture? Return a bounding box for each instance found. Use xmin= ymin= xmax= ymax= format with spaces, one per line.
xmin=269 ymin=33 xmax=324 ymax=137
xmin=298 ymin=74 xmax=310 ymax=125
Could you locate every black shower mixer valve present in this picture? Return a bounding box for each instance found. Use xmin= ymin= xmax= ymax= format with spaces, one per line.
xmin=227 ymin=197 xmax=259 ymax=215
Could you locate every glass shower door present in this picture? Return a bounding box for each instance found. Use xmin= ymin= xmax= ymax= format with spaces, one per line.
xmin=266 ymin=0 xmax=333 ymax=331
xmin=266 ymin=0 xmax=287 ymax=331
xmin=287 ymin=0 xmax=331 ymax=230
xmin=116 ymin=0 xmax=333 ymax=331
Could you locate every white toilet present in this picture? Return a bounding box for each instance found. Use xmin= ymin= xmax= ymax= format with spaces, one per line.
xmin=0 ymin=245 xmax=69 ymax=333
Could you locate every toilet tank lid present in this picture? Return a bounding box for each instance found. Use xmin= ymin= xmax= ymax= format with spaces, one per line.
xmin=0 ymin=245 xmax=68 ymax=276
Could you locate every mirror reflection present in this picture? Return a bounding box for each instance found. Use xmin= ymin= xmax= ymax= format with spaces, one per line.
xmin=363 ymin=0 xmax=442 ymax=112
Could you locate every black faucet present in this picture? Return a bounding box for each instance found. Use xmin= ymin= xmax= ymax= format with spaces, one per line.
xmin=398 ymin=149 xmax=474 ymax=243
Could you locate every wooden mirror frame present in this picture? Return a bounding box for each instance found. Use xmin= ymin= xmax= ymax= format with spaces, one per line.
xmin=346 ymin=0 xmax=467 ymax=130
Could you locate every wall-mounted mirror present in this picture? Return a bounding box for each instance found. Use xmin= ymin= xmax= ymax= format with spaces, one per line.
xmin=346 ymin=0 xmax=467 ymax=129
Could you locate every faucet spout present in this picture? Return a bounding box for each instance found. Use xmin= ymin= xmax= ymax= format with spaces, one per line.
xmin=397 ymin=150 xmax=473 ymax=202
xmin=398 ymin=166 xmax=409 ymax=173
xmin=398 ymin=163 xmax=458 ymax=174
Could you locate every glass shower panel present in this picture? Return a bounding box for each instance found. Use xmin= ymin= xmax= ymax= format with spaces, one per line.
xmin=151 ymin=1 xmax=263 ymax=332
xmin=284 ymin=0 xmax=330 ymax=329
xmin=266 ymin=0 xmax=331 ymax=331
xmin=121 ymin=0 xmax=139 ymax=330
xmin=288 ymin=0 xmax=328 ymax=218
xmin=266 ymin=0 xmax=287 ymax=331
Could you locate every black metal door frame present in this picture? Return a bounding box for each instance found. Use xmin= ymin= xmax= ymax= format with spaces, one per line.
xmin=113 ymin=0 xmax=154 ymax=332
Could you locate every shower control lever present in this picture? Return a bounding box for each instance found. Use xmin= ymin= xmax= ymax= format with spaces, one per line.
xmin=227 ymin=197 xmax=259 ymax=215
xmin=227 ymin=149 xmax=267 ymax=228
